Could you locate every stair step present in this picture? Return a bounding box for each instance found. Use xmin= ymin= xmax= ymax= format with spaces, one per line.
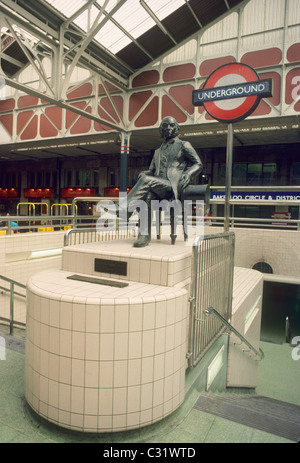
xmin=193 ymin=393 xmax=300 ymax=442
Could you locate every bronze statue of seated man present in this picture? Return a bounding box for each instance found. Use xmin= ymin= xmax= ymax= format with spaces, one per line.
xmin=104 ymin=116 xmax=203 ymax=247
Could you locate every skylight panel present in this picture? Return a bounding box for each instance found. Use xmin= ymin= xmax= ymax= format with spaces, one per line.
xmin=72 ymin=4 xmax=101 ymax=33
xmin=96 ymin=0 xmax=119 ymax=13
xmin=42 ymin=0 xmax=187 ymax=55
xmin=94 ymin=21 xmax=131 ymax=53
xmin=147 ymin=0 xmax=186 ymax=21
xmin=111 ymin=0 xmax=156 ymax=39
xmin=45 ymin=0 xmax=87 ymax=19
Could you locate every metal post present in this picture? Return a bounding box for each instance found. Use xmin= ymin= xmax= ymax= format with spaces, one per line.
xmin=10 ymin=281 xmax=14 ymax=335
xmin=7 ymin=218 xmax=12 ymax=235
xmin=120 ymin=131 xmax=131 ymax=195
xmin=72 ymin=198 xmax=77 ymax=228
xmin=224 ymin=123 xmax=233 ymax=232
xmin=188 ymin=236 xmax=201 ymax=368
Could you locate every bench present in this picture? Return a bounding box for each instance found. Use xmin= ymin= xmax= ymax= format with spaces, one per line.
xmin=156 ymin=184 xmax=210 ymax=244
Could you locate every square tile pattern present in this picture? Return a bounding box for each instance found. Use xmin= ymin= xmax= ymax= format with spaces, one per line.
xmin=227 ymin=268 xmax=264 ymax=388
xmin=25 ymin=239 xmax=191 ymax=432
xmin=62 ymin=239 xmax=193 ymax=286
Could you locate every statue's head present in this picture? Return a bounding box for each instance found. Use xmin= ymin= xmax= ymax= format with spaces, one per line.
xmin=159 ymin=116 xmax=179 ymax=140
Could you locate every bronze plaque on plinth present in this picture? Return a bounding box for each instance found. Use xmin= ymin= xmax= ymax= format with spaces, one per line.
xmin=94 ymin=258 xmax=127 ymax=276
xmin=67 ymin=274 xmax=128 ymax=288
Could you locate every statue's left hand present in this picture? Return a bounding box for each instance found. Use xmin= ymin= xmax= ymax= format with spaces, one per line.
xmin=179 ymin=173 xmax=191 ymax=191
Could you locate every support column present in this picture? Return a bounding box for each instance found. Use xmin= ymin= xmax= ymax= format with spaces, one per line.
xmin=120 ymin=131 xmax=131 ymax=195
xmin=224 ymin=123 xmax=233 ymax=232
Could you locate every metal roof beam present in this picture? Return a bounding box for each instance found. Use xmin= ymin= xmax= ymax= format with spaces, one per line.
xmin=0 ymin=0 xmax=58 ymax=45
xmin=60 ymin=0 xmax=127 ymax=96
xmin=185 ymin=0 xmax=202 ymax=27
xmin=1 ymin=51 xmax=24 ymax=69
xmin=63 ymin=0 xmax=98 ymax=28
xmin=2 ymin=75 xmax=124 ymax=131
xmin=0 ymin=1 xmax=131 ymax=87
xmin=4 ymin=16 xmax=55 ymax=96
xmin=139 ymin=0 xmax=177 ymax=45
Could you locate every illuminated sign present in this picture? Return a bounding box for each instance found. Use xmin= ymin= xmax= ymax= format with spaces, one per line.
xmin=24 ymin=188 xmax=54 ymax=198
xmin=193 ymin=79 xmax=272 ymax=104
xmin=104 ymin=187 xmax=131 ymax=197
xmin=61 ymin=188 xmax=96 ymax=198
xmin=211 ymin=191 xmax=300 ymax=201
xmin=192 ymin=62 xmax=273 ymax=123
xmin=0 ymin=188 xmax=19 ymax=198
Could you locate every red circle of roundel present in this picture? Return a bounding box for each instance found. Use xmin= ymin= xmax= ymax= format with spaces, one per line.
xmin=202 ymin=62 xmax=261 ymax=123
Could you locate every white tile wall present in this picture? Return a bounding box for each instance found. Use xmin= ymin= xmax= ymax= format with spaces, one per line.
xmin=61 ymin=239 xmax=193 ymax=286
xmin=25 ymin=267 xmax=188 ymax=432
xmin=227 ymin=267 xmax=264 ymax=388
xmin=206 ymin=226 xmax=300 ymax=278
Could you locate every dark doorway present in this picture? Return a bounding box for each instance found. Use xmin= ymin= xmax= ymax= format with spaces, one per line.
xmin=261 ymin=282 xmax=300 ymax=344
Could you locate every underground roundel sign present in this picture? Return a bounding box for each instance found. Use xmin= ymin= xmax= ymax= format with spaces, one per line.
xmin=192 ymin=62 xmax=272 ymax=123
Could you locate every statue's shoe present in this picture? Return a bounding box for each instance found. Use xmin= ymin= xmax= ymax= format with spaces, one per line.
xmin=133 ymin=234 xmax=150 ymax=247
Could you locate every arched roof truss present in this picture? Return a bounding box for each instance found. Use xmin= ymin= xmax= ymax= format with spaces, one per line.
xmin=0 ymin=0 xmax=248 ymax=133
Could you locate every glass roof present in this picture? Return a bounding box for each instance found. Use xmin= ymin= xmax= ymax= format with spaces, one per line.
xmin=43 ymin=0 xmax=186 ymax=54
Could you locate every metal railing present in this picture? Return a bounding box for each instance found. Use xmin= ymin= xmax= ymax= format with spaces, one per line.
xmin=205 ymin=306 xmax=264 ymax=361
xmin=71 ymin=196 xmax=119 ymax=229
xmin=188 ymin=232 xmax=235 ymax=367
xmin=64 ymin=226 xmax=136 ymax=246
xmin=2 ymin=213 xmax=299 ymax=235
xmin=205 ymin=216 xmax=300 ymax=230
xmin=0 ymin=197 xmax=120 ymax=234
xmin=0 ymin=275 xmax=26 ymax=335
xmin=0 ymin=213 xmax=97 ymax=234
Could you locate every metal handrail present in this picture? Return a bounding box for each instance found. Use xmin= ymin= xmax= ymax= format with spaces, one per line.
xmin=189 ymin=232 xmax=235 ymax=367
xmin=1 ymin=207 xmax=299 ymax=234
xmin=71 ymin=196 xmax=119 ymax=227
xmin=17 ymin=202 xmax=49 ymax=215
xmin=0 ymin=275 xmax=26 ymax=335
xmin=205 ymin=306 xmax=264 ymax=361
xmin=64 ymin=226 xmax=136 ymax=246
xmin=0 ymin=275 xmax=26 ymax=289
xmin=205 ymin=216 xmax=300 ymax=231
xmin=210 ymin=216 xmax=300 ymax=225
xmin=210 ymin=185 xmax=300 ymax=191
xmin=51 ymin=203 xmax=76 ymax=215
xmin=64 ymin=227 xmax=99 ymax=246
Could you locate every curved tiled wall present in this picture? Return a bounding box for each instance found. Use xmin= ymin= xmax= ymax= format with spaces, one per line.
xmin=25 ymin=268 xmax=188 ymax=432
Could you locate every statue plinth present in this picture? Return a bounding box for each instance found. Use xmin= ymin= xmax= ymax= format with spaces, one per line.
xmin=25 ymin=237 xmax=192 ymax=433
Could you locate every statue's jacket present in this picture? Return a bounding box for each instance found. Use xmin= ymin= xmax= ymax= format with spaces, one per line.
xmin=146 ymin=136 xmax=203 ymax=200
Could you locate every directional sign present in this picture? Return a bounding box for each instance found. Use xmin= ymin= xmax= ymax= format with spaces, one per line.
xmin=192 ymin=62 xmax=273 ymax=123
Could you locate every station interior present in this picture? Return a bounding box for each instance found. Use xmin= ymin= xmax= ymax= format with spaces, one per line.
xmin=0 ymin=0 xmax=299 ymax=445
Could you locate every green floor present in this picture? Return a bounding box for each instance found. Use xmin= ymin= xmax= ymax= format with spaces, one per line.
xmin=0 ymin=330 xmax=299 ymax=444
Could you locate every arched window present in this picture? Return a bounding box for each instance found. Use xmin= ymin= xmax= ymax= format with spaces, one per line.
xmin=252 ymin=262 xmax=273 ymax=274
